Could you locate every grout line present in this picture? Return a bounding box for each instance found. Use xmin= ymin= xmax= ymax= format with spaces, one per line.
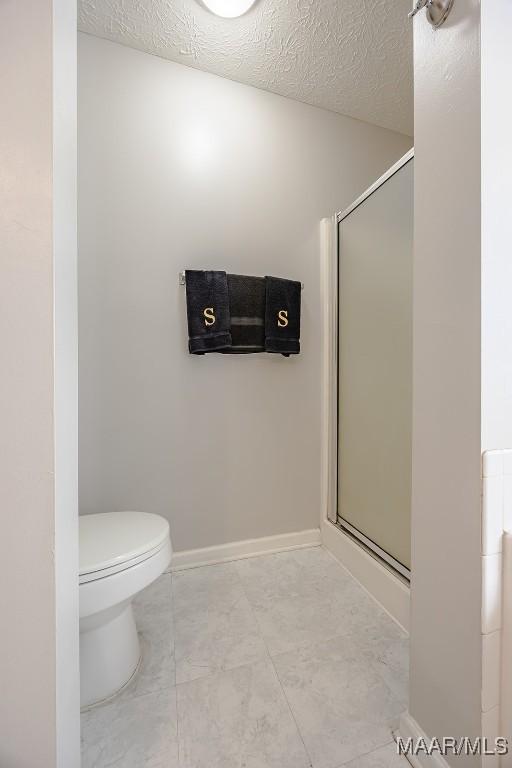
xmin=235 ymin=549 xmax=407 ymax=768
xmin=168 ymin=551 xmax=407 ymax=768
xmin=169 ymin=569 xmax=177 ymax=686
xmin=170 ymin=560 xmax=263 ymax=688
xmin=320 ymin=544 xmax=409 ymax=636
xmin=175 ymin=684 xmax=181 ymax=767
xmin=266 ymin=647 xmax=314 ymax=768
xmin=331 ymin=738 xmax=397 ymax=768
xmin=170 ymin=569 xmax=182 ymax=766
xmin=170 ymin=555 xmax=314 ymax=762
xmin=391 ymin=730 xmax=416 ymax=767
xmin=234 ymin=557 xmax=315 ymax=768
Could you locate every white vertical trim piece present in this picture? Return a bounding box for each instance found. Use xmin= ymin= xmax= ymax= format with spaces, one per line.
xmin=482 ymin=553 xmax=503 ymax=635
xmin=321 ymin=519 xmax=409 ymax=632
xmin=482 ymin=630 xmax=501 ymax=713
xmin=503 ymin=474 xmax=512 ymax=532
xmin=482 ymin=475 xmax=504 ymax=555
xmin=502 ymin=450 xmax=512 ymax=478
xmin=320 ymin=216 xmax=338 ymax=525
xmin=482 ymin=706 xmax=501 ymax=768
xmin=53 ymin=1 xmax=80 ymax=764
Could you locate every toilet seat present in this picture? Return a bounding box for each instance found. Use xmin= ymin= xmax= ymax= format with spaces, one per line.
xmin=79 ymin=539 xmax=169 ymax=584
xmin=79 ymin=511 xmax=170 ymax=584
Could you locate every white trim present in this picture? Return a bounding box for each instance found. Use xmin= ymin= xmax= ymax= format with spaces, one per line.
xmin=397 ymin=713 xmax=451 ymax=768
xmin=170 ymin=529 xmax=321 ymax=571
xmin=336 ymin=147 xmax=414 ymax=223
xmin=320 ymin=216 xmax=338 ymax=525
xmin=54 ymin=2 xmax=80 ymax=764
xmin=321 ymin=519 xmax=410 ymax=632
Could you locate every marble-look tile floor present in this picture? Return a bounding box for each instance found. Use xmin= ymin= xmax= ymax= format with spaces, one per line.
xmin=81 ymin=546 xmax=409 ymax=768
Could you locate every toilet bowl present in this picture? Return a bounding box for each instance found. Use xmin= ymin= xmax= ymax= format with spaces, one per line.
xmin=79 ymin=511 xmax=172 ymax=709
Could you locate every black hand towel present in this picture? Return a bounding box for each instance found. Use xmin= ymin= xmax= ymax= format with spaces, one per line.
xmin=185 ymin=270 xmax=232 ymax=354
xmin=222 ymin=274 xmax=265 ymax=354
xmin=264 ymin=276 xmax=301 ymax=356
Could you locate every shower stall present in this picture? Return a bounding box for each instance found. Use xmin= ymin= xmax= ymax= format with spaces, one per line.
xmin=329 ymin=150 xmax=413 ymax=580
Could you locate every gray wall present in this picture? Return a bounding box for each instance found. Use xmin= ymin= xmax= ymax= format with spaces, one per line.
xmin=78 ymin=33 xmax=412 ymax=552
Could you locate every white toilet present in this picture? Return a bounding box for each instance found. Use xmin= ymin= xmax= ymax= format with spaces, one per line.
xmin=79 ymin=511 xmax=172 ymax=709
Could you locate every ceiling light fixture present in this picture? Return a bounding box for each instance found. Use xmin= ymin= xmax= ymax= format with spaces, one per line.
xmin=200 ymin=0 xmax=257 ymax=18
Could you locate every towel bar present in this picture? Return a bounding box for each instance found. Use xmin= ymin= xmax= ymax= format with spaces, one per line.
xmin=179 ymin=271 xmax=304 ymax=290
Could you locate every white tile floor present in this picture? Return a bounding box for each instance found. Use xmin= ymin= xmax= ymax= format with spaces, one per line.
xmin=81 ymin=546 xmax=409 ymax=768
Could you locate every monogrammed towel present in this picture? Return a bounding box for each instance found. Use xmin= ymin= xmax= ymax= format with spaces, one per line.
xmin=264 ymin=276 xmax=301 ymax=356
xmin=185 ymin=270 xmax=232 ymax=354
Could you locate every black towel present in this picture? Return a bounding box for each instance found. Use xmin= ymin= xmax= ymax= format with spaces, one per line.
xmin=185 ymin=270 xmax=232 ymax=354
xmin=222 ymin=274 xmax=265 ymax=354
xmin=264 ymin=276 xmax=301 ymax=356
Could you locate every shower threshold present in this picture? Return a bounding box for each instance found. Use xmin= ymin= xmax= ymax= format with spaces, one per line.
xmin=335 ymin=517 xmax=411 ymax=584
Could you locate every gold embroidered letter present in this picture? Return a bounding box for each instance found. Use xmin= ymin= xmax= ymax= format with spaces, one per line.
xmin=277 ymin=310 xmax=288 ymax=328
xmin=204 ymin=307 xmax=216 ymax=326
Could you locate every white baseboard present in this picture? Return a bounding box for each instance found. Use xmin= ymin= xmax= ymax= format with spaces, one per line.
xmin=321 ymin=519 xmax=410 ymax=632
xmin=171 ymin=529 xmax=321 ymax=572
xmin=397 ymin=713 xmax=450 ymax=768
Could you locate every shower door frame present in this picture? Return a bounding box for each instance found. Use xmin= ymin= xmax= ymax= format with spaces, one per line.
xmin=329 ymin=148 xmax=414 ymax=583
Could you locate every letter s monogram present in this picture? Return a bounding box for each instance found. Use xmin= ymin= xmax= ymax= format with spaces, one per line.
xmin=203 ymin=307 xmax=216 ymax=326
xmin=277 ymin=309 xmax=288 ymax=328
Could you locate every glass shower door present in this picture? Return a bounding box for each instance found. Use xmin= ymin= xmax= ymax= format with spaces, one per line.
xmin=337 ymin=155 xmax=413 ymax=576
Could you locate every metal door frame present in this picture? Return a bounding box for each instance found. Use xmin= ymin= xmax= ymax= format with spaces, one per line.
xmin=334 ymin=148 xmax=414 ymax=582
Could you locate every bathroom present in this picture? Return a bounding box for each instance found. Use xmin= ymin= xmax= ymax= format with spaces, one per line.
xmin=3 ymin=1 xmax=511 ymax=767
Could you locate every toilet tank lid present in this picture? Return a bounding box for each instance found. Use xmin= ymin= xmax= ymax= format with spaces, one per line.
xmin=79 ymin=511 xmax=170 ymax=576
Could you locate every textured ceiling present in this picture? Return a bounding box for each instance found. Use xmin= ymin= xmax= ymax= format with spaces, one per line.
xmin=78 ymin=0 xmax=413 ymax=136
